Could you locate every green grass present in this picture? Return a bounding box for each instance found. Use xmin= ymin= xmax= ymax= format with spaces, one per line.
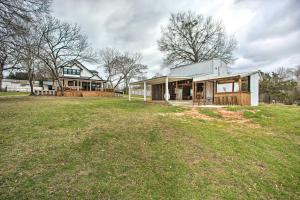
xmin=0 ymin=91 xmax=29 ymax=96
xmin=0 ymin=97 xmax=299 ymax=199
xmin=198 ymin=108 xmax=223 ymax=118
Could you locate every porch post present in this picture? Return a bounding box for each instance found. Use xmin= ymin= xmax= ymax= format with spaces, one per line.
xmin=212 ymin=81 xmax=215 ymax=104
xmin=143 ymin=81 xmax=147 ymax=102
xmin=204 ymin=81 xmax=206 ymax=99
xmin=77 ymin=80 xmax=79 ymax=91
xmin=165 ymin=77 xmax=169 ymax=102
xmin=90 ymin=81 xmax=92 ymax=91
xmin=192 ymin=82 xmax=194 ymax=102
xmin=238 ymin=77 xmax=242 ymax=105
xmin=128 ymin=84 xmax=131 ymax=101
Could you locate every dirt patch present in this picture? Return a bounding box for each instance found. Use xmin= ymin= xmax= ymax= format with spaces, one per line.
xmin=175 ymin=107 xmax=214 ymax=120
xmin=216 ymin=108 xmax=261 ymax=129
xmin=158 ymin=107 xmax=260 ymax=128
xmin=157 ymin=107 xmax=213 ymax=120
xmin=217 ymin=109 xmax=243 ymax=120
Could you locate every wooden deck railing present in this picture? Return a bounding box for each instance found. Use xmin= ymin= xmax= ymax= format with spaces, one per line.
xmin=57 ymin=90 xmax=115 ymax=97
xmin=62 ymin=87 xmax=114 ymax=93
xmin=35 ymin=90 xmax=56 ymax=96
xmin=214 ymin=92 xmax=250 ymax=105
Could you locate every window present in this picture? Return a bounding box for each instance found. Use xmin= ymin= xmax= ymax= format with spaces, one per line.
xmin=217 ymin=83 xmax=233 ymax=93
xmin=241 ymin=78 xmax=250 ymax=92
xmin=216 ymin=80 xmax=247 ymax=93
xmin=68 ymin=81 xmax=74 ymax=86
xmin=196 ymin=83 xmax=204 ymax=92
xmin=63 ymin=68 xmax=80 ymax=75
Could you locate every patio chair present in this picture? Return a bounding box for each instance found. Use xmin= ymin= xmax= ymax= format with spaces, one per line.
xmin=194 ymin=92 xmax=207 ymax=105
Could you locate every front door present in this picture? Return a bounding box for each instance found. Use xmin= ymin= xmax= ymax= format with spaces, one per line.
xmin=82 ymin=82 xmax=89 ymax=91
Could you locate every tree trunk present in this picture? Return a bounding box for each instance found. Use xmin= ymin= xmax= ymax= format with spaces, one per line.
xmin=0 ymin=63 xmax=3 ymax=92
xmin=109 ymin=80 xmax=114 ymax=89
xmin=124 ymin=80 xmax=129 ymax=94
xmin=28 ymin=67 xmax=35 ymax=95
xmin=57 ymin=78 xmax=64 ymax=96
xmin=29 ymin=79 xmax=34 ymax=95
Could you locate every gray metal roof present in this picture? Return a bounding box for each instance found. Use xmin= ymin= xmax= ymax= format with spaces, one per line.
xmin=169 ymin=59 xmax=227 ymax=77
xmin=89 ymin=70 xmax=99 ymax=74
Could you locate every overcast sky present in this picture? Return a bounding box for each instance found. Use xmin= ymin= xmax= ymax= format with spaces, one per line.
xmin=52 ymin=0 xmax=300 ymax=77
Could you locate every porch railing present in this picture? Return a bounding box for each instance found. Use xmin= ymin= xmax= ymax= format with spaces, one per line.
xmin=62 ymin=86 xmax=114 ymax=92
xmin=214 ymin=92 xmax=250 ymax=105
xmin=35 ymin=90 xmax=56 ymax=96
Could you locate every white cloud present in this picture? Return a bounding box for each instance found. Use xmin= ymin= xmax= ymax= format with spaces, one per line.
xmin=51 ymin=0 xmax=300 ymax=77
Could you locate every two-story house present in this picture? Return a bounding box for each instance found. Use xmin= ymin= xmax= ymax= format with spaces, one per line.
xmin=129 ymin=59 xmax=260 ymax=106
xmin=55 ymin=60 xmax=108 ymax=91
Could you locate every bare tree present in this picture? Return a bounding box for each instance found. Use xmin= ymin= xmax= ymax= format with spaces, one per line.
xmin=117 ymin=53 xmax=147 ymax=93
xmin=0 ymin=0 xmax=50 ymax=90
xmin=153 ymin=72 xmax=163 ymax=78
xmin=0 ymin=42 xmax=20 ymax=90
xmin=276 ymin=67 xmax=295 ymax=80
xmin=37 ymin=16 xmax=94 ymax=96
xmin=158 ymin=11 xmax=237 ymax=66
xmin=17 ymin=24 xmax=41 ymax=95
xmin=0 ymin=0 xmax=50 ymax=36
xmin=98 ymin=48 xmax=147 ymax=90
xmin=293 ymin=66 xmax=300 ymax=82
xmin=98 ymin=48 xmax=121 ymax=88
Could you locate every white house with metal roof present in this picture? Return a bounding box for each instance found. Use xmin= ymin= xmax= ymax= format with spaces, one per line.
xmin=129 ymin=59 xmax=260 ymax=106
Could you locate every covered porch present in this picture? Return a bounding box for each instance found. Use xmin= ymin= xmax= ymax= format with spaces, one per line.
xmin=55 ymin=78 xmax=111 ymax=92
xmin=129 ymin=72 xmax=259 ymax=106
xmin=192 ymin=74 xmax=252 ymax=106
xmin=129 ymin=76 xmax=191 ymax=102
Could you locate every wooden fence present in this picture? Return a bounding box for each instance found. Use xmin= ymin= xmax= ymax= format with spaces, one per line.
xmin=56 ymin=91 xmax=115 ymax=97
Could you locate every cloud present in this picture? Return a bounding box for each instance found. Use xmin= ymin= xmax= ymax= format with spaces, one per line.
xmin=231 ymin=0 xmax=300 ymax=71
xmin=52 ymin=0 xmax=300 ymax=77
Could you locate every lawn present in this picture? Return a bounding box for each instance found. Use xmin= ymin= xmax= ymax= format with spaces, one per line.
xmin=0 ymin=91 xmax=29 ymax=96
xmin=0 ymin=96 xmax=299 ymax=199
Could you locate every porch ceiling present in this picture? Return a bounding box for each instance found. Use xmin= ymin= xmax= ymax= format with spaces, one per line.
xmin=130 ymin=76 xmax=191 ymax=85
xmin=193 ymin=71 xmax=259 ymax=82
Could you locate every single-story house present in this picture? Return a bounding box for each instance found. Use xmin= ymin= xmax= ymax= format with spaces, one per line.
xmin=129 ymin=59 xmax=260 ymax=106
xmin=1 ymin=79 xmax=43 ymax=92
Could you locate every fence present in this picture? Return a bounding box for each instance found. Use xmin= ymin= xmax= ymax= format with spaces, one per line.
xmin=56 ymin=91 xmax=115 ymax=97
